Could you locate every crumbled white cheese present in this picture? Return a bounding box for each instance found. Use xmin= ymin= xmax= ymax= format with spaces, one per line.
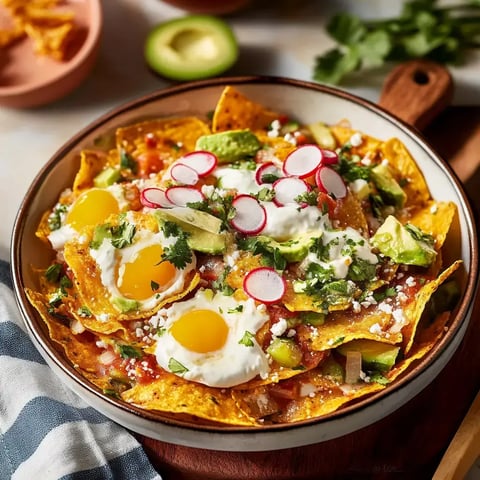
xmin=270 ymin=318 xmax=288 ymax=337
xmin=350 ymin=132 xmax=363 ymax=147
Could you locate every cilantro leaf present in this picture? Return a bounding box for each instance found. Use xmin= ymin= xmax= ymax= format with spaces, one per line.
xmin=117 ymin=344 xmax=143 ymax=359
xmin=160 ymin=221 xmax=192 ymax=269
xmin=168 ymin=357 xmax=189 ymax=374
xmin=238 ymin=330 xmax=255 ymax=347
xmin=313 ymin=1 xmax=480 ymax=85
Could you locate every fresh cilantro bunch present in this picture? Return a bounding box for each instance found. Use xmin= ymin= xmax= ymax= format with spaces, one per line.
xmin=313 ymin=0 xmax=480 ymax=85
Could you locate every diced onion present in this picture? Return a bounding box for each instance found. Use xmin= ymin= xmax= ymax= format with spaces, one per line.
xmin=345 ymin=350 xmax=362 ymax=384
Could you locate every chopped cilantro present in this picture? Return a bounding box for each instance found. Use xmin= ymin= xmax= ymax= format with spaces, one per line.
xmin=168 ymin=357 xmax=189 ymax=374
xmin=237 ymin=236 xmax=287 ymax=271
xmin=117 ymin=344 xmax=143 ymax=359
xmin=260 ymin=172 xmax=282 ymax=184
xmin=335 ymin=152 xmax=371 ymax=183
xmin=211 ymin=267 xmax=235 ymax=295
xmin=372 ymin=286 xmax=397 ymax=303
xmin=48 ymin=204 xmax=68 ymax=231
xmin=48 ymin=274 xmax=73 ymax=307
xmin=238 ymin=330 xmax=255 ymax=347
xmin=119 ymin=149 xmax=138 ymax=173
xmin=405 ymin=223 xmax=435 ymax=247
xmin=151 ymin=280 xmax=160 ymax=291
xmin=228 ymin=304 xmax=244 ymax=314
xmin=160 ymin=221 xmax=192 ymax=269
xmin=347 ymin=257 xmax=378 ymax=282
xmin=77 ymin=306 xmax=92 ymax=318
xmin=91 ymin=219 xmax=136 ymax=249
xmin=253 ymin=187 xmax=276 ymax=202
xmin=45 ymin=263 xmax=62 ymax=283
xmin=295 ymin=190 xmax=319 ymax=206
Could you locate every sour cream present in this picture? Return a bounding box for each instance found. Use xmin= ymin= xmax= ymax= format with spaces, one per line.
xmin=261 ymin=203 xmax=328 ymax=242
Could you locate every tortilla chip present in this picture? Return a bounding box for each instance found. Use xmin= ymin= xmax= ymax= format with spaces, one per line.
xmin=307 ymin=308 xmax=403 ymax=351
xmin=331 ymin=191 xmax=370 ymax=234
xmin=330 ymin=125 xmax=383 ymax=159
xmin=401 ymin=260 xmax=461 ymax=354
xmin=380 ymin=138 xmax=431 ymax=208
xmin=25 ymin=289 xmax=103 ymax=374
xmin=235 ymin=370 xmax=385 ymax=423
xmin=116 ymin=117 xmax=211 ymax=165
xmin=406 ymin=200 xmax=457 ymax=251
xmin=2 ymin=0 xmax=76 ymax=60
xmin=212 ymin=86 xmax=280 ymax=133
xmin=388 ymin=311 xmax=451 ymax=382
xmin=72 ymin=150 xmax=111 ymax=194
xmin=122 ymin=374 xmax=258 ymax=426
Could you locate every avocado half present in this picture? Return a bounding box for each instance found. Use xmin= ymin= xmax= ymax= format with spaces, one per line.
xmin=144 ymin=15 xmax=239 ymax=81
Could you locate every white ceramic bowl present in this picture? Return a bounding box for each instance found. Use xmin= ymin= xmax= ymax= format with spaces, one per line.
xmin=11 ymin=76 xmax=478 ymax=451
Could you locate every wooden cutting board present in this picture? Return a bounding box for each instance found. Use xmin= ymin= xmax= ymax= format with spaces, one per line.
xmin=135 ymin=61 xmax=480 ymax=480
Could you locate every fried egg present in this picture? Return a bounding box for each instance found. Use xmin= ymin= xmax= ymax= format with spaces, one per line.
xmin=154 ymin=289 xmax=270 ymax=388
xmin=90 ymin=222 xmax=196 ymax=313
xmin=48 ymin=185 xmax=130 ymax=251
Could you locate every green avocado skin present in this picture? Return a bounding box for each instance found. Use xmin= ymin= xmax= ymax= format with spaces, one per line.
xmin=144 ymin=15 xmax=238 ymax=81
xmin=195 ymin=129 xmax=261 ymax=163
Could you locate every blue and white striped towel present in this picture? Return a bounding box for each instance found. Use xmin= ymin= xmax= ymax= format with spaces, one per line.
xmin=0 ymin=260 xmax=162 ymax=480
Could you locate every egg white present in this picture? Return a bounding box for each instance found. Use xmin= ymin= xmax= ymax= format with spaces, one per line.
xmin=154 ymin=289 xmax=270 ymax=388
xmin=90 ymin=226 xmax=196 ymax=312
xmin=47 ymin=184 xmax=130 ymax=251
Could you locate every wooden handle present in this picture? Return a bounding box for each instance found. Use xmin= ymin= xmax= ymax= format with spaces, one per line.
xmin=379 ymin=59 xmax=480 ymax=183
xmin=379 ymin=59 xmax=453 ymax=130
xmin=432 ymin=390 xmax=480 ymax=480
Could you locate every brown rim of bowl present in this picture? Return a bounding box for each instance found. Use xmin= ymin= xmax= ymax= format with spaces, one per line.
xmin=0 ymin=0 xmax=102 ymax=97
xmin=11 ymin=75 xmax=479 ymax=435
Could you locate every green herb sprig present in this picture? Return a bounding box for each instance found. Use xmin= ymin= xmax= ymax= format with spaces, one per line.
xmin=314 ymin=0 xmax=480 ymax=85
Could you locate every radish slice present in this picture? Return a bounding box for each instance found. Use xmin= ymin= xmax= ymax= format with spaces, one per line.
xmin=140 ymin=187 xmax=174 ymax=208
xmin=320 ymin=149 xmax=339 ymax=165
xmin=255 ymin=162 xmax=282 ymax=185
xmin=282 ymin=144 xmax=323 ymax=178
xmin=243 ymin=267 xmax=286 ymax=304
xmin=230 ymin=194 xmax=266 ymax=235
xmin=273 ymin=177 xmax=310 ymax=206
xmin=315 ymin=166 xmax=347 ymax=199
xmin=165 ymin=186 xmax=205 ymax=207
xmin=170 ymin=163 xmax=200 ymax=186
xmin=178 ymin=150 xmax=218 ymax=177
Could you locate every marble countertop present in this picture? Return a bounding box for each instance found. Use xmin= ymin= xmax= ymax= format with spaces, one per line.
xmin=1 ymin=0 xmax=480 ymax=260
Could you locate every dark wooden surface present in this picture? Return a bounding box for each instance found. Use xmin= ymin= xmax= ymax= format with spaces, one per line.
xmin=134 ymin=106 xmax=480 ymax=480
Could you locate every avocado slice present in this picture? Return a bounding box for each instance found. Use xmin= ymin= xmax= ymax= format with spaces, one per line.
xmin=144 ymin=15 xmax=238 ymax=81
xmin=153 ymin=209 xmax=227 ymax=254
xmin=371 ymin=163 xmax=407 ymax=208
xmin=93 ymin=167 xmax=121 ymax=188
xmin=195 ymin=129 xmax=261 ymax=163
xmin=257 ymin=232 xmax=322 ymax=263
xmin=158 ymin=206 xmax=222 ymax=234
xmin=267 ymin=338 xmax=303 ymax=368
xmin=112 ymin=297 xmax=140 ymax=313
xmin=370 ymin=215 xmax=437 ymax=267
xmin=307 ymin=121 xmax=337 ymax=150
xmin=337 ymin=339 xmax=400 ymax=372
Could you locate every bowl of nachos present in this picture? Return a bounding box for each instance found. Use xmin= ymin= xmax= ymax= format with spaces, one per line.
xmin=11 ymin=76 xmax=478 ymax=451
xmin=0 ymin=0 xmax=102 ymax=108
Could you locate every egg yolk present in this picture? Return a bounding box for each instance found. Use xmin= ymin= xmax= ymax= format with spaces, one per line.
xmin=170 ymin=309 xmax=228 ymax=353
xmin=118 ymin=244 xmax=176 ymax=300
xmin=66 ymin=189 xmax=119 ymax=231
